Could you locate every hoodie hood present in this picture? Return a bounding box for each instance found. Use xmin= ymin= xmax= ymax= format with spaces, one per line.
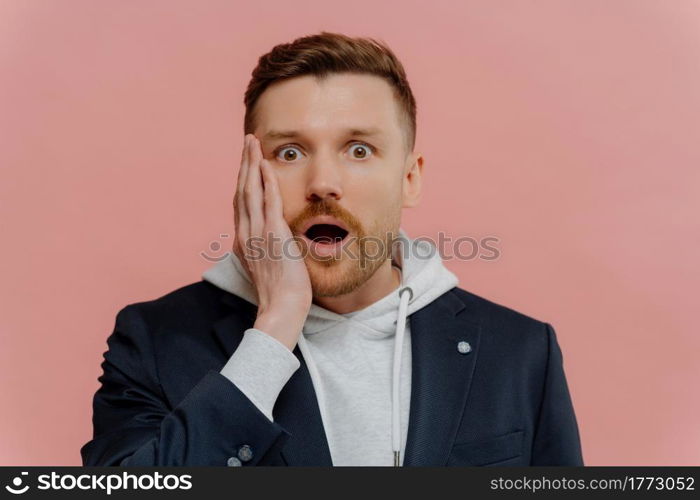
xmin=201 ymin=227 xmax=459 ymax=466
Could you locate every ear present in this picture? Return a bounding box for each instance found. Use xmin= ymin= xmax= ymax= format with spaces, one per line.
xmin=402 ymin=152 xmax=423 ymax=208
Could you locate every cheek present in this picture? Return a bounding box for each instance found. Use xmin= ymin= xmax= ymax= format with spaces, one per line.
xmin=350 ymin=178 xmax=403 ymax=224
xmin=274 ymin=169 xmax=304 ymax=198
xmin=274 ymin=181 xmax=305 ymax=222
xmin=348 ymin=166 xmax=400 ymax=194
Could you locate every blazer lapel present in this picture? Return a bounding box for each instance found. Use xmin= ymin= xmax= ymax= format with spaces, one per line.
xmin=402 ymin=289 xmax=482 ymax=466
xmin=211 ymin=291 xmax=332 ymax=466
xmin=274 ymin=348 xmax=334 ymax=466
xmin=211 ymin=292 xmax=256 ymax=359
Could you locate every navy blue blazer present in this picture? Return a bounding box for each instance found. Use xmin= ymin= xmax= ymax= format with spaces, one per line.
xmin=80 ymin=280 xmax=584 ymax=466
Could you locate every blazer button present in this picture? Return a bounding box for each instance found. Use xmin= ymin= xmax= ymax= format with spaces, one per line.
xmin=457 ymin=341 xmax=472 ymax=354
xmin=237 ymin=444 xmax=254 ymax=462
xmin=227 ymin=456 xmax=242 ymax=467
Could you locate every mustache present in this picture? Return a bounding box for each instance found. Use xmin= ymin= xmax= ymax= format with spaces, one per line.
xmin=288 ymin=199 xmax=363 ymax=236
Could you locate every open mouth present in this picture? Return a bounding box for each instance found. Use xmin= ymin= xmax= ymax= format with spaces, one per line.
xmin=304 ymin=224 xmax=349 ymax=245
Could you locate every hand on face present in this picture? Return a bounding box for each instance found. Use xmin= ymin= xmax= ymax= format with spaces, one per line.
xmin=232 ymin=134 xmax=312 ymax=350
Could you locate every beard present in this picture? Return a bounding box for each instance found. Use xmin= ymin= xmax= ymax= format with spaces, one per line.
xmin=288 ymin=198 xmax=401 ymax=298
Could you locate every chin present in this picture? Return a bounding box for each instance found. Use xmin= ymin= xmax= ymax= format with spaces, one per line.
xmin=306 ymin=255 xmax=382 ymax=298
xmin=307 ymin=258 xmax=352 ymax=297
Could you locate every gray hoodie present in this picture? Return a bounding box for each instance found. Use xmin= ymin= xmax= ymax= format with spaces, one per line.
xmin=201 ymin=228 xmax=458 ymax=466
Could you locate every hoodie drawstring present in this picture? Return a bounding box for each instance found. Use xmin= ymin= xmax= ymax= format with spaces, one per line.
xmin=296 ymin=284 xmax=414 ymax=467
xmin=392 ymin=285 xmax=413 ymax=466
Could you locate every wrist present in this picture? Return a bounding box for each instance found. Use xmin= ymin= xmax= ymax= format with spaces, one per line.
xmin=254 ymin=308 xmax=307 ymax=351
xmin=258 ymin=296 xmax=310 ymax=319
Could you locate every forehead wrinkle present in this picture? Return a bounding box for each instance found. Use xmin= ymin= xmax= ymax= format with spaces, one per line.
xmin=262 ymin=127 xmax=387 ymax=142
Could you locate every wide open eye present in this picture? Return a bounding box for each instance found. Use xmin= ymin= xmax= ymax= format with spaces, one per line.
xmin=275 ymin=146 xmax=303 ymax=163
xmin=348 ymin=142 xmax=374 ymax=159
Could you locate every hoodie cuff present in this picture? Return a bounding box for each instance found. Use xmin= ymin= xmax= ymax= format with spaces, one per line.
xmin=220 ymin=328 xmax=301 ymax=422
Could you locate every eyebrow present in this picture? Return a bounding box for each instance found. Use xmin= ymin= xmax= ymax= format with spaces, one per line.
xmin=262 ymin=127 xmax=385 ymax=141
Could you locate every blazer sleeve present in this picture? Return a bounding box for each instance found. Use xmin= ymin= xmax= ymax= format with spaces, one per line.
xmin=80 ymin=304 xmax=291 ymax=466
xmin=530 ymin=322 xmax=584 ymax=465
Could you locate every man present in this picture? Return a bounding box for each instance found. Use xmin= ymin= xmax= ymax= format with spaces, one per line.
xmin=81 ymin=32 xmax=583 ymax=466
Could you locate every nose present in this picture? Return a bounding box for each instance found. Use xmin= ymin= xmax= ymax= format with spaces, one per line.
xmin=304 ymin=152 xmax=343 ymax=202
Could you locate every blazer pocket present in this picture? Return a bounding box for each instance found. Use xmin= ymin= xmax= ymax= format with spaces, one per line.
xmin=447 ymin=429 xmax=525 ymax=466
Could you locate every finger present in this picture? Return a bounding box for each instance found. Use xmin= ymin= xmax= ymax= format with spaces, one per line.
xmin=260 ymin=158 xmax=292 ymax=259
xmin=239 ymin=134 xmax=251 ymax=191
xmin=236 ymin=135 xmax=251 ymax=209
xmin=260 ymin=158 xmax=284 ymax=223
xmin=244 ymin=135 xmax=264 ymax=237
xmin=235 ymin=136 xmax=251 ymax=248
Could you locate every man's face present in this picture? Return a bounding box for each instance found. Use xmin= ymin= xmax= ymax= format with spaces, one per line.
xmin=252 ymin=72 xmax=422 ymax=297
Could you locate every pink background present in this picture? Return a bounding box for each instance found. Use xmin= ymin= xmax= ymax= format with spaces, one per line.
xmin=1 ymin=0 xmax=698 ymax=465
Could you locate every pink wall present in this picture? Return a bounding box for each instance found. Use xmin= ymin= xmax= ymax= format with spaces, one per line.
xmin=1 ymin=0 xmax=698 ymax=465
